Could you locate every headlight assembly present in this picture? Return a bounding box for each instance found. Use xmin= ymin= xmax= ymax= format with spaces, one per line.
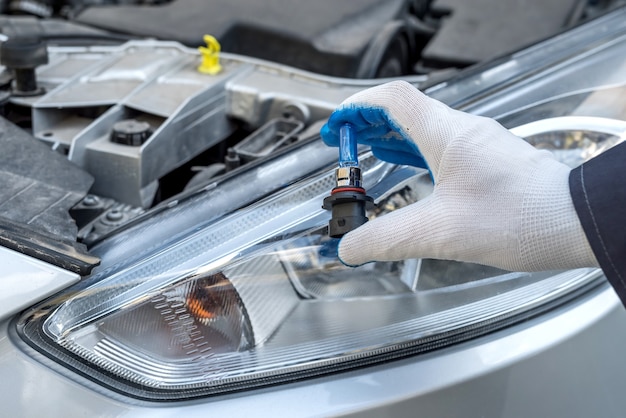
xmin=16 ymin=147 xmax=612 ymax=400
xmin=16 ymin=8 xmax=626 ymax=401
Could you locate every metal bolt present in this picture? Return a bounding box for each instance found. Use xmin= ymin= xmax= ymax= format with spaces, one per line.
xmin=105 ymin=209 xmax=123 ymax=222
xmin=82 ymin=195 xmax=99 ymax=207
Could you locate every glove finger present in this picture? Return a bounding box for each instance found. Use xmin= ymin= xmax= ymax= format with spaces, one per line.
xmin=320 ymin=123 xmax=338 ymax=147
xmin=338 ymin=197 xmax=443 ymax=266
xmin=371 ymin=146 xmax=429 ymax=170
xmin=322 ymin=103 xmax=428 ymax=167
xmin=324 ymin=106 xmax=385 ymax=139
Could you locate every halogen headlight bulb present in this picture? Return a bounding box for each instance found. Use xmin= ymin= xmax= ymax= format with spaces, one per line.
xmin=323 ymin=123 xmax=374 ymax=238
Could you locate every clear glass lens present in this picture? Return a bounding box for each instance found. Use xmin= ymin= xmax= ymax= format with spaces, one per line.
xmin=20 ymin=149 xmax=604 ymax=399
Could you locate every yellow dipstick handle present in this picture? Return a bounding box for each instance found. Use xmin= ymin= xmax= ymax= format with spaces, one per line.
xmin=198 ymin=34 xmax=222 ymax=75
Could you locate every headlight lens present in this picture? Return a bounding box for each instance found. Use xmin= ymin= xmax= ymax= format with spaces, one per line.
xmin=17 ymin=9 xmax=626 ymax=401
xmin=17 ymin=149 xmax=610 ymax=400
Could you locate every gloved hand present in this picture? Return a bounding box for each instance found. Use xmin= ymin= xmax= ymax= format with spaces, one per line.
xmin=320 ymin=80 xmax=598 ymax=271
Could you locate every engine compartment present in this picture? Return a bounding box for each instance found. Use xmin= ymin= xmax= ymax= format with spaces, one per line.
xmin=0 ymin=39 xmax=400 ymax=252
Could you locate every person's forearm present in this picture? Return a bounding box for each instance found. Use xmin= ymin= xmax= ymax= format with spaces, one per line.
xmin=570 ymin=141 xmax=626 ymax=305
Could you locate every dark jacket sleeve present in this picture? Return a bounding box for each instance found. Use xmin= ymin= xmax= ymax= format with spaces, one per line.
xmin=569 ymin=141 xmax=626 ymax=305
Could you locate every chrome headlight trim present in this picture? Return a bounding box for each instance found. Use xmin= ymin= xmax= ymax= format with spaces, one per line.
xmin=511 ymin=116 xmax=626 ymax=139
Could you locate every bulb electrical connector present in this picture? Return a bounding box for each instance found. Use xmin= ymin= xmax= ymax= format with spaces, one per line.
xmin=323 ymin=123 xmax=374 ymax=238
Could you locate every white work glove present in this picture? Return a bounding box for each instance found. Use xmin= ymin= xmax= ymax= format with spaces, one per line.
xmin=320 ymin=80 xmax=598 ymax=271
